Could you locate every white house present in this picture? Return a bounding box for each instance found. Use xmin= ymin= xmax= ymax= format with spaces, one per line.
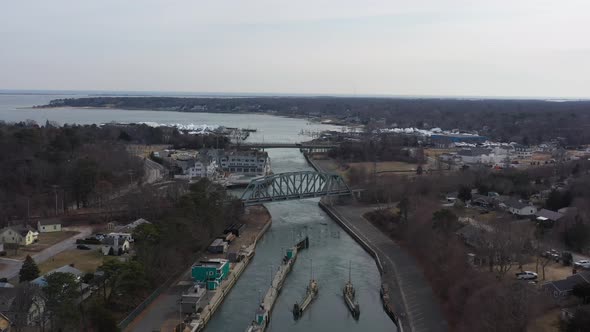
xmin=37 ymin=219 xmax=62 ymax=233
xmin=101 ymin=237 xmax=130 ymax=256
xmin=504 ymin=198 xmax=537 ymax=217
xmin=0 ymin=226 xmax=36 ymax=246
xmin=187 ymin=158 xmax=219 ymax=179
xmin=457 ymin=148 xmax=492 ymax=164
xmin=107 ymin=232 xmax=133 ymax=243
xmin=511 ymin=144 xmax=533 ymax=159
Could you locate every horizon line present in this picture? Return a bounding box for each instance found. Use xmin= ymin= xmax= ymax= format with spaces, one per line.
xmin=1 ymin=88 xmax=589 ymax=101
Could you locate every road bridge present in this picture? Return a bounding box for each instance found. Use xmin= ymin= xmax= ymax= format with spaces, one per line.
xmin=241 ymin=171 xmax=351 ymax=206
xmin=231 ymin=142 xmax=339 ymax=151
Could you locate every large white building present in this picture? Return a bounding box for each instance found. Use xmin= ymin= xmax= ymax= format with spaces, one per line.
xmin=187 ymin=158 xmax=218 ymax=178
xmin=219 ymin=150 xmax=271 ymax=176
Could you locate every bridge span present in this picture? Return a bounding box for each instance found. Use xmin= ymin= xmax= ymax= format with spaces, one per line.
xmin=241 ymin=171 xmax=351 ymax=206
xmin=231 ymin=142 xmax=339 ymax=149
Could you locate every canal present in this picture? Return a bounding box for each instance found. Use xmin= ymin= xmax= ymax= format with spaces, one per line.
xmin=206 ymin=148 xmax=397 ymax=332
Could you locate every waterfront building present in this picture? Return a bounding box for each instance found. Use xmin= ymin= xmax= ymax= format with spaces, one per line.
xmin=191 ymin=259 xmax=230 ymax=290
xmin=218 ymin=150 xmax=271 ymax=176
xmin=187 ymin=157 xmax=219 ymax=179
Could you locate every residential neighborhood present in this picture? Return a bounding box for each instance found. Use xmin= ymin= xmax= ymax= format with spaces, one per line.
xmin=0 ymin=216 xmax=149 ymax=331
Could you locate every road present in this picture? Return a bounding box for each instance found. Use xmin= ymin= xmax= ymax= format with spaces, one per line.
xmin=144 ymin=158 xmax=166 ymax=184
xmin=0 ymin=226 xmax=92 ymax=280
xmin=124 ymin=269 xmax=191 ymax=332
xmin=324 ymin=202 xmax=448 ymax=332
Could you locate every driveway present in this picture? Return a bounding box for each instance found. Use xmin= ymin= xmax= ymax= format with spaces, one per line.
xmin=0 ymin=226 xmax=92 ymax=280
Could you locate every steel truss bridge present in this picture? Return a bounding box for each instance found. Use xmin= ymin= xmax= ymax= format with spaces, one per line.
xmin=241 ymin=171 xmax=352 ymax=205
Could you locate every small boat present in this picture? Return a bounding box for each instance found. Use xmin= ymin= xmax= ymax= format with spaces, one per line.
xmin=292 ymin=260 xmax=318 ymax=320
xmin=343 ymin=261 xmax=360 ymax=319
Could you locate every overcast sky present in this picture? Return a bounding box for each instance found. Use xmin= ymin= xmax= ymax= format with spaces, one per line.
xmin=1 ymin=1 xmax=589 ymax=97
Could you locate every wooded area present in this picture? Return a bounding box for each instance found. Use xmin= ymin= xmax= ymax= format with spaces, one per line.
xmin=0 ymin=122 xmax=228 ymax=223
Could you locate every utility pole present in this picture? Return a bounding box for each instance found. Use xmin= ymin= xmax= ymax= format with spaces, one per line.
xmin=51 ymin=185 xmax=59 ymax=216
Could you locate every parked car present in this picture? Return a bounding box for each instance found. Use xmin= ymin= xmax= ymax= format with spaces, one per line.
xmin=574 ymin=260 xmax=590 ymax=269
xmin=516 ymin=271 xmax=538 ymax=280
xmin=77 ymin=244 xmax=91 ymax=250
xmin=542 ymin=249 xmax=560 ymax=262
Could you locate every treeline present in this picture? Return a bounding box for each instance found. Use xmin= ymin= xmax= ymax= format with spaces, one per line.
xmin=42 ymin=96 xmax=590 ymax=145
xmin=0 ymin=122 xmax=228 ymax=223
xmin=132 ymin=179 xmax=243 ymax=284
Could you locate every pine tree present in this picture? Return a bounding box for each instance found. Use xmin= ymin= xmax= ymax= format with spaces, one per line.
xmin=19 ymin=255 xmax=40 ymax=282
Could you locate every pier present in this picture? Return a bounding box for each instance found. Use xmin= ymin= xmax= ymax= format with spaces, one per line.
xmin=246 ymin=236 xmax=309 ymax=332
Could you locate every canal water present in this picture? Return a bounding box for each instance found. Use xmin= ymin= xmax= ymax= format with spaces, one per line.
xmin=1 ymin=92 xmax=397 ymax=332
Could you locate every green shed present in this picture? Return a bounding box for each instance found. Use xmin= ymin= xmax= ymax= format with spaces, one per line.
xmin=191 ymin=259 xmax=230 ymax=290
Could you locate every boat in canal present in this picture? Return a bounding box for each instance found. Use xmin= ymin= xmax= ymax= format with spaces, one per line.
xmin=343 ymin=261 xmax=360 ymax=319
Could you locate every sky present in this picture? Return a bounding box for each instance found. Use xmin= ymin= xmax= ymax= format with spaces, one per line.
xmin=1 ymin=0 xmax=589 ymax=98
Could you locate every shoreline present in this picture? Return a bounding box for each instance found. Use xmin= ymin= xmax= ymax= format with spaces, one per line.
xmin=30 ymin=105 xmax=354 ymax=127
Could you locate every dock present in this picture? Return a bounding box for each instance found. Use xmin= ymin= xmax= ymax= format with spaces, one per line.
xmin=246 ymin=236 xmax=309 ymax=332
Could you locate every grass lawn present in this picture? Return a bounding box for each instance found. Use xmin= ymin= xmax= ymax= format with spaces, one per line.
xmin=348 ymin=161 xmax=418 ymax=173
xmin=9 ymin=231 xmax=80 ymax=259
xmin=37 ymin=231 xmax=78 ymax=246
xmin=521 ymin=261 xmax=573 ymax=282
xmin=38 ymin=248 xmax=107 ymax=274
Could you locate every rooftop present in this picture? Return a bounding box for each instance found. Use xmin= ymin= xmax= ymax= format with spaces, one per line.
xmin=536 ymin=209 xmax=564 ymax=222
xmin=504 ymin=198 xmax=532 ymax=210
xmin=38 ymin=219 xmax=62 ymax=226
xmin=31 ymin=264 xmax=84 ymax=287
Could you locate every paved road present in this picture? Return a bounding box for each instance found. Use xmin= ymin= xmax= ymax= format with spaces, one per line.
xmin=124 ymin=266 xmax=193 ymax=332
xmin=325 ymin=203 xmax=448 ymax=332
xmin=0 ymin=226 xmax=92 ymax=280
xmin=144 ymin=158 xmax=166 ymax=184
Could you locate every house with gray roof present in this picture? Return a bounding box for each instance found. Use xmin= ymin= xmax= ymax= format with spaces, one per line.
xmin=503 ymin=198 xmax=537 ymax=217
xmin=536 ymin=209 xmax=565 ymax=224
xmin=542 ymin=271 xmax=590 ymax=301
xmin=31 ymin=264 xmax=84 ymax=287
